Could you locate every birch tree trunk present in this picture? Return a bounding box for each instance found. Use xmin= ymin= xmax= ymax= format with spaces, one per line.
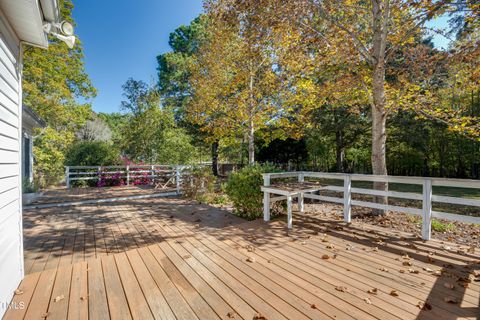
xmin=371 ymin=0 xmax=389 ymax=214
xmin=248 ymin=117 xmax=255 ymax=164
xmin=248 ymin=73 xmax=255 ymax=165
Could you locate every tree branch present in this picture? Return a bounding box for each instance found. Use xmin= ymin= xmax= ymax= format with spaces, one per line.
xmin=310 ymin=0 xmax=375 ymax=66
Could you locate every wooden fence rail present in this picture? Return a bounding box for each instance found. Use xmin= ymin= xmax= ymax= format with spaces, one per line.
xmin=262 ymin=171 xmax=480 ymax=240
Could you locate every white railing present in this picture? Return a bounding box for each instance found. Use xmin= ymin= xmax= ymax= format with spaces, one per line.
xmin=262 ymin=171 xmax=480 ymax=240
xmin=65 ymin=165 xmax=184 ymax=194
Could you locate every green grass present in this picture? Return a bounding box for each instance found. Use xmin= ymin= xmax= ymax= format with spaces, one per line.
xmin=431 ymin=219 xmax=456 ymax=232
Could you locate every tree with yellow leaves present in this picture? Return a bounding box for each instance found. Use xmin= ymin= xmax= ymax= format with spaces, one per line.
xmin=188 ymin=0 xmax=283 ymax=164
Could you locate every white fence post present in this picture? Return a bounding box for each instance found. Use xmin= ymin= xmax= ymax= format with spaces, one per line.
xmin=175 ymin=166 xmax=181 ymax=194
xmin=422 ymin=178 xmax=432 ymax=240
xmin=343 ymin=174 xmax=351 ymax=223
xmin=298 ymin=172 xmax=304 ymax=212
xmin=263 ymin=174 xmax=271 ymax=222
xmin=287 ymin=195 xmax=293 ymax=229
xmin=151 ymin=165 xmax=155 ymax=185
xmin=126 ymin=165 xmax=130 ymax=185
xmin=65 ymin=166 xmax=70 ymax=189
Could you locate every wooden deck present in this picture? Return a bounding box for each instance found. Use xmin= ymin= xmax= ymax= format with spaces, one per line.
xmin=5 ymin=192 xmax=480 ymax=319
xmin=22 ymin=197 xmax=243 ymax=274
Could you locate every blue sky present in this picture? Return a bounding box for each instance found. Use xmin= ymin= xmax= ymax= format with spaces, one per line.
xmin=74 ymin=2 xmax=451 ymax=114
xmin=73 ymin=0 xmax=203 ymax=113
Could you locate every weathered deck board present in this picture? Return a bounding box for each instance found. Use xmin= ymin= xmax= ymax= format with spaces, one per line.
xmin=5 ymin=190 xmax=479 ymax=319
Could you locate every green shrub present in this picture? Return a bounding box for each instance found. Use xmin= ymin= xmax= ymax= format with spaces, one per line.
xmin=183 ymin=165 xmax=215 ymax=200
xmin=22 ymin=178 xmax=37 ymax=194
xmin=65 ymin=141 xmax=120 ymax=167
xmin=225 ymin=163 xmax=278 ymax=220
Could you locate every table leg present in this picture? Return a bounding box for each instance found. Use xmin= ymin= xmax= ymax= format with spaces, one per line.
xmin=298 ymin=193 xmax=304 ymax=213
xmin=263 ymin=192 xmax=270 ymax=222
xmin=287 ymin=195 xmax=293 ymax=229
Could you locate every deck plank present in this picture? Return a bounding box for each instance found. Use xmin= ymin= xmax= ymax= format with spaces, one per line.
xmin=102 ymin=255 xmax=132 ymax=320
xmin=23 ymin=268 xmax=56 ymax=319
xmin=47 ymin=265 xmax=72 ymax=320
xmin=87 ymin=259 xmax=110 ymax=320
xmin=138 ymin=246 xmax=200 ymax=320
xmin=67 ymin=261 xmax=88 ymax=320
xmin=115 ymin=252 xmax=154 ymax=319
xmin=126 ymin=249 xmax=176 ymax=320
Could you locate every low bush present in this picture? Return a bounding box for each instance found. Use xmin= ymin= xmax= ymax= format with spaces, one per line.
xmin=183 ymin=166 xmax=215 ymax=200
xmin=65 ymin=141 xmax=121 ymax=187
xmin=224 ymin=163 xmax=278 ymax=220
xmin=65 ymin=141 xmax=120 ymax=167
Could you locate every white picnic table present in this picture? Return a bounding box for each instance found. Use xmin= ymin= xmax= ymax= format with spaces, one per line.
xmin=261 ymin=182 xmax=326 ymax=229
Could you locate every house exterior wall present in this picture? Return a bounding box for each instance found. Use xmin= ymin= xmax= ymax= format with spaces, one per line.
xmin=0 ymin=10 xmax=24 ymax=317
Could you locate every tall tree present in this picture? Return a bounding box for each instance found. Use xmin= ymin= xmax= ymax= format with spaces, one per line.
xmin=190 ymin=0 xmax=282 ymax=164
xmin=120 ymin=78 xmax=197 ymax=164
xmin=157 ymin=16 xmax=216 ymax=171
xmin=23 ymin=0 xmax=96 ymax=186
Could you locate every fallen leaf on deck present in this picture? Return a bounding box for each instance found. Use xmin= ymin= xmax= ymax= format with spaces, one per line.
xmin=14 ymin=289 xmax=23 ymax=295
xmin=443 ymin=282 xmax=455 ymax=290
xmin=417 ymin=301 xmax=432 ymax=310
xmin=335 ymin=286 xmax=348 ymax=292
xmin=54 ymin=295 xmax=65 ymax=302
xmin=390 ymin=290 xmax=399 ymax=297
xmin=326 ymin=244 xmax=334 ymax=249
xmin=227 ymin=311 xmax=236 ymax=318
xmin=301 ymin=241 xmax=307 ymax=245
xmin=246 ymin=257 xmax=255 ymax=263
xmin=364 ymin=298 xmax=372 ymax=304
xmin=402 ymin=261 xmax=412 ymax=266
xmin=267 ymin=259 xmax=272 ymax=263
xmin=322 ymin=255 xmax=330 ymax=260
xmin=399 ymin=269 xmax=406 ymax=273
xmin=379 ymin=267 xmax=389 ymax=272
xmin=367 ymin=288 xmax=378 ymax=294
xmin=311 ymin=304 xmax=317 ymax=309
xmin=443 ymin=296 xmax=458 ymax=304
xmin=245 ymin=245 xmax=255 ymax=252
xmin=183 ymin=255 xmax=191 ymax=259
xmin=433 ymin=270 xmax=442 ymax=276
xmin=408 ymin=269 xmax=419 ymax=274
xmin=252 ymin=313 xmax=267 ymax=320
xmin=422 ymin=267 xmax=433 ymax=273
xmin=372 ymin=247 xmax=379 ymax=252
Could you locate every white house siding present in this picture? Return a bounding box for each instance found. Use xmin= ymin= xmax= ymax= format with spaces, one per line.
xmin=0 ymin=10 xmax=23 ymax=316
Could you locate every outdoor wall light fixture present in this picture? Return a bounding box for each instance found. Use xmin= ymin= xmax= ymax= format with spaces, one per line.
xmin=43 ymin=20 xmax=76 ymax=49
